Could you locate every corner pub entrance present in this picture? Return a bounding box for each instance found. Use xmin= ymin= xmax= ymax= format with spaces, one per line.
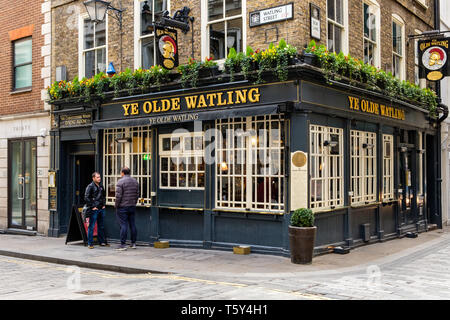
xmin=48 ymin=66 xmax=444 ymax=256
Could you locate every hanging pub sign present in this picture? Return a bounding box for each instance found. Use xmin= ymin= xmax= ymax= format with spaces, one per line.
xmin=418 ymin=37 xmax=450 ymax=81
xmin=155 ymin=25 xmax=179 ymax=70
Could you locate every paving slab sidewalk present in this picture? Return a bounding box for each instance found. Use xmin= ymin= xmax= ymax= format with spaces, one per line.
xmin=0 ymin=227 xmax=448 ymax=278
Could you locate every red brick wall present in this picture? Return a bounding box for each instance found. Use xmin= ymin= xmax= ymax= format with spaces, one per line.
xmin=0 ymin=0 xmax=45 ymax=116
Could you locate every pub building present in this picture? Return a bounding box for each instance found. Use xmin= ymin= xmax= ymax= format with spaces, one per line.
xmin=48 ymin=63 xmax=446 ymax=256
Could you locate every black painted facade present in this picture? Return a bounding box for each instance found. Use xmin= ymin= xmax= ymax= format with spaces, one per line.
xmin=48 ymin=65 xmax=441 ymax=256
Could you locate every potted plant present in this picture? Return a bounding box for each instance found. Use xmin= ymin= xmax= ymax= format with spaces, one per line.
xmin=289 ymin=208 xmax=316 ymax=264
xmin=301 ymin=40 xmax=319 ymax=66
xmin=199 ymin=57 xmax=219 ymax=78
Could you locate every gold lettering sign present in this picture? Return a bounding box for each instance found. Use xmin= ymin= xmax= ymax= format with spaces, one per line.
xmin=122 ymin=88 xmax=261 ymax=117
xmin=348 ymin=96 xmax=405 ymax=121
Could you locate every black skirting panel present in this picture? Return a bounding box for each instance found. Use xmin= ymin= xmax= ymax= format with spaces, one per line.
xmin=104 ymin=206 xmax=151 ymax=243
xmin=159 ymin=209 xmax=203 ymax=241
xmin=351 ymin=207 xmax=378 ymax=240
xmin=314 ymin=209 xmax=346 ymax=246
xmin=380 ymin=203 xmax=397 ymax=235
xmin=213 ymin=213 xmax=283 ymax=247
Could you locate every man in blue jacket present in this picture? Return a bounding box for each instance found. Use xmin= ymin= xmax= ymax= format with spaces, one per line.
xmin=84 ymin=172 xmax=107 ymax=249
xmin=115 ymin=167 xmax=139 ymax=251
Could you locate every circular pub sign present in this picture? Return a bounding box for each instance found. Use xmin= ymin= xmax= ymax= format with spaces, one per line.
xmin=422 ymin=46 xmax=447 ymax=81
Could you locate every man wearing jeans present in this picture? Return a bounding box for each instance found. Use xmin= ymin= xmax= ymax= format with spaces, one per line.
xmin=114 ymin=167 xmax=139 ymax=251
xmin=84 ymin=172 xmax=107 ymax=249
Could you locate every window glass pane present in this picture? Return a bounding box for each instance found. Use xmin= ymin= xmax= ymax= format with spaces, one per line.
xmin=335 ymin=0 xmax=343 ymax=24
xmin=226 ymin=0 xmax=241 ymax=17
xmin=210 ymin=22 xmax=225 ymax=60
xmin=208 ymin=0 xmax=224 ymax=21
xmin=334 ymin=25 xmax=342 ymax=53
xmin=327 ymin=22 xmax=334 ymax=52
xmin=15 ymin=64 xmax=32 ymax=89
xmin=142 ymin=36 xmax=155 ymax=69
xmin=85 ymin=50 xmax=95 ymax=79
xmin=327 ymin=0 xmax=334 ymax=20
xmin=95 ymin=21 xmax=106 ymax=47
xmin=154 ymin=0 xmax=167 ymax=21
xmin=84 ymin=19 xmax=94 ymax=50
xmin=162 ymin=137 xmax=171 ymax=151
xmin=14 ymin=39 xmax=32 ymax=65
xmin=364 ymin=4 xmax=369 ymax=38
xmin=96 ymin=48 xmax=106 ymax=74
xmin=227 ymin=18 xmax=242 ymax=54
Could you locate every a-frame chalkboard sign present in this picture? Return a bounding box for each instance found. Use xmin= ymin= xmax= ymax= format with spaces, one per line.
xmin=65 ymin=205 xmax=88 ymax=246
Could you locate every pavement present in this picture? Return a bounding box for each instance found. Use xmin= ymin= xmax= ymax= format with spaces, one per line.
xmin=0 ymin=227 xmax=449 ymax=279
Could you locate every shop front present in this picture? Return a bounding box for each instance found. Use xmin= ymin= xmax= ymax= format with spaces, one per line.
xmin=49 ymin=67 xmax=440 ymax=256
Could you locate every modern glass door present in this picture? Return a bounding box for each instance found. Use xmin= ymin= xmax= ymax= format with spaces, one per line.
xmin=8 ymin=139 xmax=37 ymax=230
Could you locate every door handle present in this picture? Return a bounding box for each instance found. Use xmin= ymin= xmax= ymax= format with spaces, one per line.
xmin=18 ymin=177 xmax=25 ymax=200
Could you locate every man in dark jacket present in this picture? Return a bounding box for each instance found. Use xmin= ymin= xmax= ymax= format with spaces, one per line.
xmin=84 ymin=172 xmax=107 ymax=249
xmin=115 ymin=167 xmax=139 ymax=251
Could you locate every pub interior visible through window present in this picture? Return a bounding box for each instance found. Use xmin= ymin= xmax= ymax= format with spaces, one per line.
xmin=351 ymin=130 xmax=377 ymax=205
xmin=215 ymin=115 xmax=285 ymax=212
xmin=159 ymin=132 xmax=205 ymax=189
xmin=103 ymin=127 xmax=152 ymax=206
xmin=309 ymin=125 xmax=344 ymax=211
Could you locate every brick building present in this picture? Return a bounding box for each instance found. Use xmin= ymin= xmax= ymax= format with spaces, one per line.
xmin=48 ymin=0 xmax=445 ymax=255
xmin=0 ymin=0 xmax=51 ymax=234
xmin=51 ymin=0 xmax=435 ymax=84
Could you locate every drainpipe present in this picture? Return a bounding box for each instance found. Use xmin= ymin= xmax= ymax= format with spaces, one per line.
xmin=434 ymin=0 xmax=443 ymax=228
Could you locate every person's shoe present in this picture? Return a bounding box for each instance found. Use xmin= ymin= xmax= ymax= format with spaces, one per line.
xmin=100 ymin=243 xmax=110 ymax=247
xmin=115 ymin=244 xmax=127 ymax=251
xmin=129 ymin=243 xmax=137 ymax=249
xmin=88 ymin=245 xmax=94 ymax=249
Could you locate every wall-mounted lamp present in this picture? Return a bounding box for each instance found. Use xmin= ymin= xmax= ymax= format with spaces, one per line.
xmin=417 ymin=148 xmax=426 ymax=154
xmin=399 ymin=146 xmax=408 ymax=152
xmin=324 ymin=140 xmax=338 ymax=147
xmin=362 ymin=143 xmax=374 ymax=149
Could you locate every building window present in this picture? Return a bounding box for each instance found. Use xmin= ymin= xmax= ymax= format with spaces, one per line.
xmin=383 ymin=134 xmax=394 ymax=201
xmin=327 ymin=0 xmax=344 ymax=53
xmin=350 ymin=130 xmax=377 ymax=205
xmin=309 ymin=125 xmax=344 ymax=211
xmin=363 ymin=1 xmax=379 ymax=66
xmin=207 ymin=0 xmax=243 ymax=60
xmin=159 ymin=132 xmax=205 ymax=189
xmin=103 ymin=127 xmax=152 ymax=206
xmin=13 ymin=38 xmax=32 ymax=90
xmin=392 ymin=16 xmax=405 ymax=80
xmin=215 ymin=115 xmax=285 ymax=212
xmin=81 ymin=18 xmax=107 ymax=78
xmin=134 ymin=0 xmax=168 ymax=69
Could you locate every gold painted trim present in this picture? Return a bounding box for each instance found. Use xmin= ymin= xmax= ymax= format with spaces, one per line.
xmin=158 ymin=206 xmax=204 ymax=211
xmin=312 ymin=206 xmax=349 ymax=214
xmin=350 ymin=202 xmax=381 ymax=209
xmin=101 ymin=81 xmax=300 ymax=107
xmin=212 ymin=208 xmax=284 ymax=216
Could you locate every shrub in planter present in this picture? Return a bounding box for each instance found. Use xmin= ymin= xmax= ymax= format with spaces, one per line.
xmin=289 ymin=208 xmax=316 ymax=264
xmin=225 ymin=48 xmax=243 ymax=82
xmin=178 ymin=57 xmax=219 ymax=88
xmin=110 ymin=68 xmax=134 ymax=97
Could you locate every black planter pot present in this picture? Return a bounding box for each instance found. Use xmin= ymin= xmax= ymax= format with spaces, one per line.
xmin=199 ymin=66 xmax=221 ymax=78
xmin=288 ymin=226 xmax=317 ymax=264
xmin=288 ymin=55 xmax=301 ymax=66
xmin=301 ymin=52 xmax=319 ymax=67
